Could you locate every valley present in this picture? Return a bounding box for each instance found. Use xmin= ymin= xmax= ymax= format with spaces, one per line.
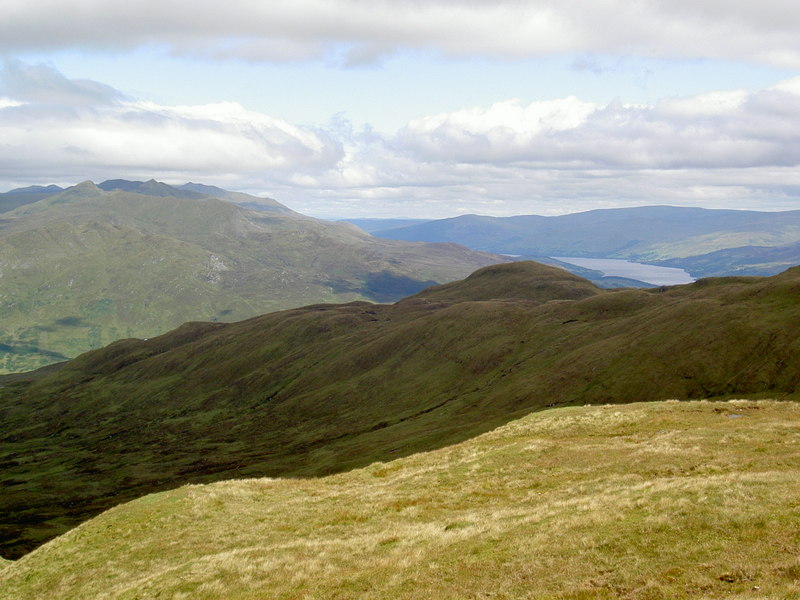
xmin=1 ymin=260 xmax=798 ymax=560
xmin=5 ymin=4 xmax=800 ymax=597
xmin=353 ymin=206 xmax=800 ymax=280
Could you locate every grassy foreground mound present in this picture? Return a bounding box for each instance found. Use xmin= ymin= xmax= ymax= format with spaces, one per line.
xmin=2 ymin=261 xmax=800 ymax=559
xmin=3 ymin=400 xmax=799 ymax=599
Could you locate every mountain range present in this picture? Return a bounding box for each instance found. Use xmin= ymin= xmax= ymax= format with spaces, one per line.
xmin=0 ymin=180 xmax=502 ymax=373
xmin=3 ymin=179 xmax=800 ymax=592
xmin=352 ymin=206 xmax=800 ymax=277
xmin=2 ymin=260 xmax=798 ymax=559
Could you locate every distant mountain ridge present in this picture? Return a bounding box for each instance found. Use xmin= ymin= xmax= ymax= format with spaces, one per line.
xmin=357 ymin=205 xmax=800 ymax=277
xmin=0 ymin=179 xmax=504 ymax=373
xmin=340 ymin=218 xmax=430 ymax=233
xmin=6 ymin=185 xmax=64 ymax=195
xmin=97 ymin=178 xmax=205 ymax=198
xmin=0 ymin=179 xmax=293 ymax=214
xmin=0 ymin=184 xmax=65 ymax=212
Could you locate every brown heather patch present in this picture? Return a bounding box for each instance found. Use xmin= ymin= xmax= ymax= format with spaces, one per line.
xmin=3 ymin=399 xmax=800 ymax=599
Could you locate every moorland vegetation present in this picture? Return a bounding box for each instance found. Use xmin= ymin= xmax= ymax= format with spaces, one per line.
xmin=2 ymin=400 xmax=799 ymax=599
xmin=2 ymin=261 xmax=798 ymax=559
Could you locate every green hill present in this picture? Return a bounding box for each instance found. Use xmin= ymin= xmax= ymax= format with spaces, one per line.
xmin=2 ymin=399 xmax=799 ymax=599
xmin=407 ymin=260 xmax=600 ymax=303
xmin=1 ymin=261 xmax=799 ymax=559
xmin=0 ymin=180 xmax=503 ymax=373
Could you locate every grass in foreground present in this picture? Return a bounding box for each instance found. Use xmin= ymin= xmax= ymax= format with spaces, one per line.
xmin=3 ymin=399 xmax=799 ymax=599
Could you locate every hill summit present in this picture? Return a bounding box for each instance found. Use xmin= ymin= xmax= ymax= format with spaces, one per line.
xmin=409 ymin=261 xmax=599 ymax=303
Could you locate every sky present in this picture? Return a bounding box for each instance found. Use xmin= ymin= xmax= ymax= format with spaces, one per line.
xmin=2 ymin=1 xmax=800 ymax=219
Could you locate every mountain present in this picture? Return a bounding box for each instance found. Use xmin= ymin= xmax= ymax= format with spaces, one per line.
xmin=179 ymin=182 xmax=294 ymax=214
xmin=0 ymin=180 xmax=504 ymax=373
xmin=2 ymin=261 xmax=799 ymax=558
xmin=340 ymin=217 xmax=431 ymax=233
xmin=96 ymin=178 xmax=206 ymax=198
xmin=3 ymin=185 xmax=63 ymax=196
xmin=367 ymin=206 xmax=800 ymax=277
xmin=656 ymin=240 xmax=800 ymax=277
xmin=2 ymin=399 xmax=798 ymax=598
xmin=0 ymin=185 xmax=63 ymax=213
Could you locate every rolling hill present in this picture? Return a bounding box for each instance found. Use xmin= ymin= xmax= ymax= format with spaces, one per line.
xmin=0 ymin=179 xmax=503 ymax=373
xmin=360 ymin=205 xmax=800 ymax=277
xmin=2 ymin=399 xmax=799 ymax=598
xmin=1 ymin=261 xmax=799 ymax=559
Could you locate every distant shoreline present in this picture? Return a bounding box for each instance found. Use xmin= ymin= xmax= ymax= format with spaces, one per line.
xmin=553 ymin=256 xmax=695 ymax=286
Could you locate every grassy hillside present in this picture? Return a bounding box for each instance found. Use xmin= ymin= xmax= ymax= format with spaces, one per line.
xmin=2 ymin=261 xmax=799 ymax=558
xmin=409 ymin=260 xmax=601 ymax=303
xmin=0 ymin=180 xmax=503 ymax=373
xmin=370 ymin=206 xmax=800 ymax=277
xmin=655 ymin=241 xmax=800 ymax=277
xmin=2 ymin=400 xmax=799 ymax=599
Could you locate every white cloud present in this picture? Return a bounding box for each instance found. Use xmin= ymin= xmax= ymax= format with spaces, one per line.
xmin=0 ymin=98 xmax=23 ymax=109
xmin=2 ymin=0 xmax=800 ymax=67
xmin=392 ymin=81 xmax=800 ymax=171
xmin=0 ymin=59 xmax=122 ymax=105
xmin=0 ymin=62 xmax=342 ymax=185
xmin=396 ymin=97 xmax=599 ymax=163
xmin=286 ymin=77 xmax=800 ymax=216
xmin=658 ymin=90 xmax=750 ymax=117
xmin=4 ymin=63 xmax=800 ymax=218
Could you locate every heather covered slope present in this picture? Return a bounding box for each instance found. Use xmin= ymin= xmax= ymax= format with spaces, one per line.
xmin=2 ymin=262 xmax=799 ymax=558
xmin=406 ymin=260 xmax=600 ymax=303
xmin=3 ymin=400 xmax=799 ymax=599
xmin=0 ymin=180 xmax=503 ymax=373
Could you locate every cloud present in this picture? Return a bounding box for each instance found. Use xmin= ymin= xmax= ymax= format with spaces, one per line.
xmin=285 ymin=77 xmax=800 ymax=216
xmin=4 ymin=63 xmax=800 ymax=218
xmin=2 ymin=1 xmax=800 ymax=66
xmin=395 ymin=97 xmax=599 ymax=163
xmin=392 ymin=82 xmax=800 ymax=170
xmin=0 ymin=62 xmax=342 ymax=185
xmin=0 ymin=59 xmax=122 ymax=105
